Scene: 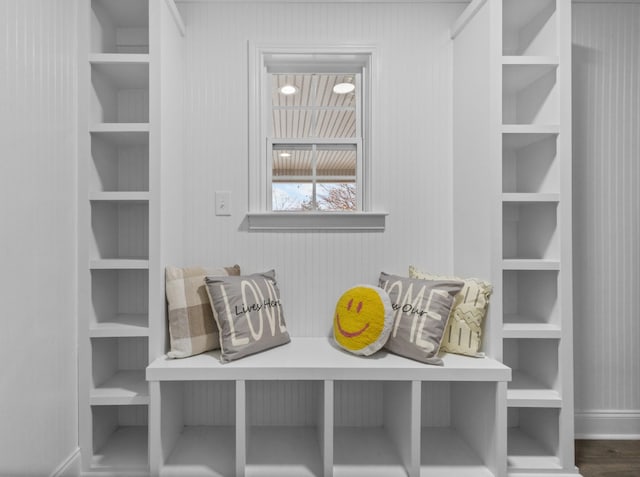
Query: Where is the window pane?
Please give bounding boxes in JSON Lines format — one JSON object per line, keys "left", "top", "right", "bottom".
{"left": 315, "top": 183, "right": 357, "bottom": 211}
{"left": 272, "top": 146, "right": 313, "bottom": 179}
{"left": 316, "top": 145, "right": 357, "bottom": 177}
{"left": 272, "top": 183, "right": 312, "bottom": 211}
{"left": 272, "top": 74, "right": 313, "bottom": 108}
{"left": 271, "top": 73, "right": 357, "bottom": 138}
{"left": 315, "top": 74, "right": 357, "bottom": 108}
{"left": 315, "top": 109, "right": 356, "bottom": 138}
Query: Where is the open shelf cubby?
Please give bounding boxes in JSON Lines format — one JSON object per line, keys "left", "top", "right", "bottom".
{"left": 91, "top": 0, "right": 149, "bottom": 54}
{"left": 502, "top": 0, "right": 557, "bottom": 56}
{"left": 90, "top": 130, "right": 149, "bottom": 192}
{"left": 333, "top": 380, "right": 409, "bottom": 477}
{"left": 247, "top": 380, "right": 325, "bottom": 477}
{"left": 502, "top": 63, "right": 558, "bottom": 126}
{"left": 502, "top": 132, "right": 558, "bottom": 194}
{"left": 503, "top": 339, "right": 560, "bottom": 407}
{"left": 502, "top": 269, "right": 560, "bottom": 338}
{"left": 90, "top": 268, "right": 148, "bottom": 336}
{"left": 507, "top": 407, "right": 561, "bottom": 471}
{"left": 90, "top": 200, "right": 149, "bottom": 261}
{"left": 420, "top": 382, "right": 498, "bottom": 477}
{"left": 91, "top": 337, "right": 149, "bottom": 405}
{"left": 159, "top": 381, "right": 236, "bottom": 477}
{"left": 91, "top": 60, "right": 149, "bottom": 124}
{"left": 503, "top": 201, "right": 558, "bottom": 261}
{"left": 91, "top": 404, "right": 148, "bottom": 472}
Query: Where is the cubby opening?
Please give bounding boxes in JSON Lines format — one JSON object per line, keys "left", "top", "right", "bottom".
{"left": 503, "top": 269, "right": 559, "bottom": 331}
{"left": 333, "top": 381, "right": 410, "bottom": 477}
{"left": 90, "top": 131, "right": 149, "bottom": 192}
{"left": 91, "top": 404, "right": 148, "bottom": 470}
{"left": 507, "top": 407, "right": 561, "bottom": 470}
{"left": 159, "top": 381, "right": 236, "bottom": 477}
{"left": 91, "top": 337, "right": 149, "bottom": 404}
{"left": 246, "top": 380, "right": 324, "bottom": 477}
{"left": 503, "top": 202, "right": 558, "bottom": 260}
{"left": 90, "top": 201, "right": 149, "bottom": 260}
{"left": 502, "top": 0, "right": 557, "bottom": 56}
{"left": 89, "top": 270, "right": 149, "bottom": 337}
{"left": 502, "top": 133, "right": 558, "bottom": 194}
{"left": 90, "top": 269, "right": 148, "bottom": 335}
{"left": 502, "top": 64, "right": 558, "bottom": 125}
{"left": 421, "top": 382, "right": 498, "bottom": 477}
{"left": 91, "top": 0, "right": 149, "bottom": 54}
{"left": 503, "top": 339, "right": 559, "bottom": 403}
{"left": 91, "top": 62, "right": 149, "bottom": 124}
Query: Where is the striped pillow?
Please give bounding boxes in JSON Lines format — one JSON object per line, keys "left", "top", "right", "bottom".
{"left": 165, "top": 265, "right": 240, "bottom": 358}
{"left": 409, "top": 266, "right": 492, "bottom": 358}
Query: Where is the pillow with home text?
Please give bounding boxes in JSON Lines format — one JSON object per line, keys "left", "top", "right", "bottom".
{"left": 204, "top": 270, "right": 290, "bottom": 363}
{"left": 378, "top": 272, "right": 463, "bottom": 366}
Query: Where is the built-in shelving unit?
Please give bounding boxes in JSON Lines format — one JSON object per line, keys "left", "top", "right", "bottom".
{"left": 500, "top": 1, "right": 575, "bottom": 474}
{"left": 79, "top": 0, "right": 151, "bottom": 473}
{"left": 80, "top": 0, "right": 186, "bottom": 474}
{"left": 76, "top": 1, "right": 579, "bottom": 476}
{"left": 452, "top": 0, "right": 578, "bottom": 475}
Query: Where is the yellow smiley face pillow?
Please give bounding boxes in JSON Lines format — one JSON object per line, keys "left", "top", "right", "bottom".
{"left": 333, "top": 285, "right": 393, "bottom": 356}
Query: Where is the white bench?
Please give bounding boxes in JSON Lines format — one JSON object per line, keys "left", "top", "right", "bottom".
{"left": 147, "top": 337, "right": 511, "bottom": 477}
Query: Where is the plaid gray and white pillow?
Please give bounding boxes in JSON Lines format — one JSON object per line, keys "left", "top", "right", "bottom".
{"left": 165, "top": 265, "right": 240, "bottom": 358}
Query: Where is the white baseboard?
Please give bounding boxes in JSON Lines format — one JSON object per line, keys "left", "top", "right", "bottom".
{"left": 50, "top": 448, "right": 81, "bottom": 477}
{"left": 575, "top": 410, "right": 640, "bottom": 439}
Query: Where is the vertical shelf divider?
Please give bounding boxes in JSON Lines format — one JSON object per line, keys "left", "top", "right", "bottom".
{"left": 321, "top": 380, "right": 334, "bottom": 477}
{"left": 236, "top": 380, "right": 247, "bottom": 477}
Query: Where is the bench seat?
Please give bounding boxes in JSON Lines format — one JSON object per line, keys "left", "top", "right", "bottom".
{"left": 147, "top": 337, "right": 511, "bottom": 382}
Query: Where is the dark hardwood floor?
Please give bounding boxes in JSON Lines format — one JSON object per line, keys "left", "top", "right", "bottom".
{"left": 575, "top": 440, "right": 640, "bottom": 477}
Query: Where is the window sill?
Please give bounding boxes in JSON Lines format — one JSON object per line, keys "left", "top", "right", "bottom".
{"left": 246, "top": 212, "right": 387, "bottom": 232}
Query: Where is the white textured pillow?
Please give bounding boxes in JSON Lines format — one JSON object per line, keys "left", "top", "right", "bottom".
{"left": 409, "top": 266, "right": 492, "bottom": 358}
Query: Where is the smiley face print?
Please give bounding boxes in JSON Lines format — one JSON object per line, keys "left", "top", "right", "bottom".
{"left": 333, "top": 285, "right": 393, "bottom": 356}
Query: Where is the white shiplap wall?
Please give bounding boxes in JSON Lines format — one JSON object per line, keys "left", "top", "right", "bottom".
{"left": 179, "top": 1, "right": 464, "bottom": 335}
{"left": 0, "top": 0, "right": 79, "bottom": 475}
{"left": 176, "top": 0, "right": 464, "bottom": 428}
{"left": 573, "top": 2, "right": 640, "bottom": 437}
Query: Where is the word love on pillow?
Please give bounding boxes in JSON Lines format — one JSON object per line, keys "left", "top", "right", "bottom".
{"left": 205, "top": 270, "right": 290, "bottom": 363}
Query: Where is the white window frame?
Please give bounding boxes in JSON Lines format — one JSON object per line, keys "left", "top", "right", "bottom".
{"left": 247, "top": 44, "right": 386, "bottom": 231}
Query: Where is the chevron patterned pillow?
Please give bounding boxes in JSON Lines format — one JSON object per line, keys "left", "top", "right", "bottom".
{"left": 409, "top": 266, "right": 492, "bottom": 358}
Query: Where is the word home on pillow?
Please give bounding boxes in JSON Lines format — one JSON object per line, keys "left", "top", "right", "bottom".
{"left": 379, "top": 272, "right": 463, "bottom": 366}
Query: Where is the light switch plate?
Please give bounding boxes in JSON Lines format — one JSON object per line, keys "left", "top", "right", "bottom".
{"left": 215, "top": 191, "right": 231, "bottom": 216}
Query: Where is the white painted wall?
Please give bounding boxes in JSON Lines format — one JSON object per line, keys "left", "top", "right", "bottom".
{"left": 178, "top": 1, "right": 464, "bottom": 338}
{"left": 572, "top": 2, "right": 640, "bottom": 438}
{"left": 0, "top": 0, "right": 79, "bottom": 475}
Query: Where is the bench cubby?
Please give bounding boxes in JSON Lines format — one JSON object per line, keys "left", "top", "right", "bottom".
{"left": 147, "top": 338, "right": 510, "bottom": 477}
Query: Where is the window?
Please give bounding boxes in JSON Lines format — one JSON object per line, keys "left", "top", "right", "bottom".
{"left": 248, "top": 46, "right": 385, "bottom": 231}
{"left": 270, "top": 73, "right": 360, "bottom": 212}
